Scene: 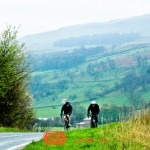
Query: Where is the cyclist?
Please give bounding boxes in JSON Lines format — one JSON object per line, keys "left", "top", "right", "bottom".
{"left": 87, "top": 101, "right": 100, "bottom": 126}
{"left": 60, "top": 101, "right": 72, "bottom": 126}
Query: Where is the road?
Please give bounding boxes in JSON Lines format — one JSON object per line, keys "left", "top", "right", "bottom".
{"left": 0, "top": 132, "right": 44, "bottom": 150}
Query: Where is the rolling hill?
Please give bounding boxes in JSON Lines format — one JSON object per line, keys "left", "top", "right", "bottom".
{"left": 19, "top": 14, "right": 150, "bottom": 118}
{"left": 20, "top": 14, "right": 150, "bottom": 53}
{"left": 31, "top": 43, "right": 150, "bottom": 117}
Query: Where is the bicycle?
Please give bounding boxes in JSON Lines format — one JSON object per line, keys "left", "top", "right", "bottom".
{"left": 89, "top": 114, "right": 98, "bottom": 128}
{"left": 61, "top": 114, "right": 70, "bottom": 131}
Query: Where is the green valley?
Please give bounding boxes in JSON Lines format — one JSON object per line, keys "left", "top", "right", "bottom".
{"left": 31, "top": 44, "right": 150, "bottom": 118}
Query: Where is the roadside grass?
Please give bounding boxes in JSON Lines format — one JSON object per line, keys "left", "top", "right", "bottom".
{"left": 24, "top": 109, "right": 150, "bottom": 150}
{"left": 0, "top": 127, "right": 30, "bottom": 132}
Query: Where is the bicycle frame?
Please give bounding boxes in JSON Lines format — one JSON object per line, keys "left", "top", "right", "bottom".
{"left": 89, "top": 114, "right": 98, "bottom": 128}
{"left": 64, "top": 114, "right": 70, "bottom": 130}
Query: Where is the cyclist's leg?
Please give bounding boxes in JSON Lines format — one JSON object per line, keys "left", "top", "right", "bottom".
{"left": 95, "top": 114, "right": 98, "bottom": 123}
{"left": 95, "top": 114, "right": 98, "bottom": 126}
{"left": 64, "top": 114, "right": 68, "bottom": 129}
{"left": 64, "top": 114, "right": 68, "bottom": 121}
{"left": 63, "top": 115, "right": 66, "bottom": 130}
{"left": 90, "top": 114, "right": 94, "bottom": 127}
{"left": 67, "top": 114, "right": 70, "bottom": 124}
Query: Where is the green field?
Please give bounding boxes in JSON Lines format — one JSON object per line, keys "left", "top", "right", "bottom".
{"left": 32, "top": 45, "right": 150, "bottom": 117}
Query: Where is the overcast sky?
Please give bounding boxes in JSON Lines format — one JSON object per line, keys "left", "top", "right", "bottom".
{"left": 0, "top": 0, "right": 150, "bottom": 37}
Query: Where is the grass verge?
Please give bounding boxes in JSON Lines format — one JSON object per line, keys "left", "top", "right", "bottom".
{"left": 24, "top": 109, "right": 150, "bottom": 150}
{"left": 0, "top": 127, "right": 31, "bottom": 132}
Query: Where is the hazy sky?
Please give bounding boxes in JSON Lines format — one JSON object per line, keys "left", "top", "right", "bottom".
{"left": 0, "top": 0, "right": 150, "bottom": 37}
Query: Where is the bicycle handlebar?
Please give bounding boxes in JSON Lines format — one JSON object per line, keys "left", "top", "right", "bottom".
{"left": 88, "top": 114, "right": 98, "bottom": 116}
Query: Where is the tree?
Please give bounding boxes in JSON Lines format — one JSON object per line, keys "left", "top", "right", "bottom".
{"left": 128, "top": 92, "right": 142, "bottom": 110}
{"left": 71, "top": 104, "right": 86, "bottom": 124}
{"left": 122, "top": 73, "right": 139, "bottom": 92}
{"left": 107, "top": 58, "right": 116, "bottom": 70}
{"left": 0, "top": 26, "right": 34, "bottom": 129}
{"left": 85, "top": 90, "right": 97, "bottom": 100}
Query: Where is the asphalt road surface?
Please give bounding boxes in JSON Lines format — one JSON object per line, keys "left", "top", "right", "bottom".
{"left": 0, "top": 132, "right": 44, "bottom": 150}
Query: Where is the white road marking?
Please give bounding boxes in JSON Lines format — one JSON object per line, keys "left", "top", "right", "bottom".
{"left": 6, "top": 142, "right": 30, "bottom": 150}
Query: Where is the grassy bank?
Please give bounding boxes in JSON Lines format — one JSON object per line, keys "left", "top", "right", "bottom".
{"left": 24, "top": 109, "right": 150, "bottom": 150}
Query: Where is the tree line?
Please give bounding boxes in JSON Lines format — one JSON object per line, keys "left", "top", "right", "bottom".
{"left": 33, "top": 104, "right": 135, "bottom": 131}
{"left": 31, "top": 46, "right": 106, "bottom": 71}
{"left": 53, "top": 33, "right": 139, "bottom": 47}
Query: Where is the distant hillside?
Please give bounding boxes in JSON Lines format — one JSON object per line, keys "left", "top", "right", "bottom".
{"left": 20, "top": 14, "right": 150, "bottom": 53}
{"left": 53, "top": 33, "right": 139, "bottom": 47}
{"left": 31, "top": 44, "right": 150, "bottom": 117}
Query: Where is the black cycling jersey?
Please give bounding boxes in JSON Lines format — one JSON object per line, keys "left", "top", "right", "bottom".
{"left": 87, "top": 104, "right": 100, "bottom": 115}
{"left": 61, "top": 104, "right": 72, "bottom": 115}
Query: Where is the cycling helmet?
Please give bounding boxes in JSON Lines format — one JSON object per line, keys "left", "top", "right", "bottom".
{"left": 91, "top": 101, "right": 96, "bottom": 104}
{"left": 65, "top": 101, "right": 70, "bottom": 105}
